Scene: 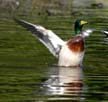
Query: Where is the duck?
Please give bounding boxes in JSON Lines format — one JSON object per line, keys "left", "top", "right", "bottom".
{"left": 15, "top": 19, "right": 93, "bottom": 67}
{"left": 101, "top": 30, "right": 108, "bottom": 38}
{"left": 101, "top": 30, "right": 108, "bottom": 42}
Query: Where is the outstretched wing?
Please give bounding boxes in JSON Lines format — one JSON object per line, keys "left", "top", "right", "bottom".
{"left": 15, "top": 19, "right": 65, "bottom": 58}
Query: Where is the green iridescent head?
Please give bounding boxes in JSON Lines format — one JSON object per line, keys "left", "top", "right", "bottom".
{"left": 74, "top": 19, "right": 88, "bottom": 34}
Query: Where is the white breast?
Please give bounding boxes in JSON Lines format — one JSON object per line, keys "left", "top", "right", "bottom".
{"left": 58, "top": 44, "right": 84, "bottom": 67}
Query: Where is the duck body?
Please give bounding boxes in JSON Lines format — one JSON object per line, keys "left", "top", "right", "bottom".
{"left": 58, "top": 35, "right": 85, "bottom": 67}
{"left": 15, "top": 19, "right": 93, "bottom": 67}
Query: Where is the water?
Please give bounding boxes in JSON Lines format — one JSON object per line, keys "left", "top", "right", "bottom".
{"left": 28, "top": 65, "right": 108, "bottom": 102}
{"left": 36, "top": 66, "right": 85, "bottom": 101}
{"left": 0, "top": 0, "right": 108, "bottom": 102}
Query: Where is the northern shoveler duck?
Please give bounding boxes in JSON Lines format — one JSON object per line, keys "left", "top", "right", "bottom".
{"left": 15, "top": 19, "right": 93, "bottom": 67}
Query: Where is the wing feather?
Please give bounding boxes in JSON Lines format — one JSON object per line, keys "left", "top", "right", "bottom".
{"left": 15, "top": 19, "right": 65, "bottom": 57}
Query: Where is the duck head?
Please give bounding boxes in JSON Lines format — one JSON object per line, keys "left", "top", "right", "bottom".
{"left": 74, "top": 19, "right": 88, "bottom": 34}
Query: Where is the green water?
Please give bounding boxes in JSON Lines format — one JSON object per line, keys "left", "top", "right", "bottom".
{"left": 0, "top": 2, "right": 108, "bottom": 102}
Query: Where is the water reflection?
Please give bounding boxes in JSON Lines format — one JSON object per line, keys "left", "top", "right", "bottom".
{"left": 38, "top": 66, "right": 86, "bottom": 101}
{"left": 103, "top": 38, "right": 108, "bottom": 44}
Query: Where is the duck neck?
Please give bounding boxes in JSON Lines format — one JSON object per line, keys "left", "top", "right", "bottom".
{"left": 75, "top": 26, "right": 82, "bottom": 35}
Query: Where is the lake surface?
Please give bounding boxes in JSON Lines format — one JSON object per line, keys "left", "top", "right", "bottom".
{"left": 0, "top": 1, "right": 108, "bottom": 102}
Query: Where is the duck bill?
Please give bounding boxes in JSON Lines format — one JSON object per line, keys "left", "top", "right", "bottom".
{"left": 81, "top": 21, "right": 88, "bottom": 26}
